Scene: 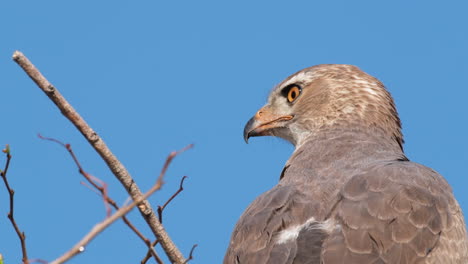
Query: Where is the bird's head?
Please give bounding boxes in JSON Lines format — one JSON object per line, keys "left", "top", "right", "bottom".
{"left": 244, "top": 64, "right": 403, "bottom": 148}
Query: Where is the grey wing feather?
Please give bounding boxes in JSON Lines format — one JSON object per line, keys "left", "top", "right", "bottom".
{"left": 322, "top": 161, "right": 468, "bottom": 264}
{"left": 224, "top": 184, "right": 325, "bottom": 264}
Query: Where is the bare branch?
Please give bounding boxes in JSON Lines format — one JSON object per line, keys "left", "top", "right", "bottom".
{"left": 158, "top": 176, "right": 188, "bottom": 223}
{"left": 38, "top": 135, "right": 163, "bottom": 263}
{"left": 50, "top": 146, "right": 190, "bottom": 264}
{"left": 12, "top": 51, "right": 189, "bottom": 263}
{"left": 1, "top": 145, "right": 29, "bottom": 264}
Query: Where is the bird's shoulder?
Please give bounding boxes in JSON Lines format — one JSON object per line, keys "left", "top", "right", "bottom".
{"left": 324, "top": 160, "right": 465, "bottom": 263}
{"left": 225, "top": 182, "right": 323, "bottom": 263}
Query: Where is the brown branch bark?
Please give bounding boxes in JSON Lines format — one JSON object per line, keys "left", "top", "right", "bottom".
{"left": 12, "top": 51, "right": 187, "bottom": 263}
{"left": 1, "top": 145, "right": 29, "bottom": 264}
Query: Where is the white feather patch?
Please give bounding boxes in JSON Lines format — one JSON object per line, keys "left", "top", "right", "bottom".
{"left": 276, "top": 218, "right": 336, "bottom": 244}
{"left": 276, "top": 224, "right": 304, "bottom": 244}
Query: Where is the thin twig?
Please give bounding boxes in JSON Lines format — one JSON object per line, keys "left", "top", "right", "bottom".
{"left": 141, "top": 240, "right": 163, "bottom": 264}
{"left": 158, "top": 176, "right": 188, "bottom": 223}
{"left": 183, "top": 244, "right": 198, "bottom": 264}
{"left": 50, "top": 146, "right": 191, "bottom": 264}
{"left": 38, "top": 135, "right": 161, "bottom": 262}
{"left": 13, "top": 50, "right": 188, "bottom": 264}
{"left": 1, "top": 145, "right": 29, "bottom": 264}
{"left": 38, "top": 134, "right": 112, "bottom": 216}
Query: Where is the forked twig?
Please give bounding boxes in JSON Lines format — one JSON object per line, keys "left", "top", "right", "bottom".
{"left": 38, "top": 134, "right": 112, "bottom": 216}
{"left": 0, "top": 145, "right": 29, "bottom": 264}
{"left": 158, "top": 176, "right": 188, "bottom": 223}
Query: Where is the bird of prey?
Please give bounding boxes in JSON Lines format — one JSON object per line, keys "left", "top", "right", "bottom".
{"left": 224, "top": 65, "right": 468, "bottom": 264}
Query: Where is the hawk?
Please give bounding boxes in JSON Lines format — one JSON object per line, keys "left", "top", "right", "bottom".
{"left": 224, "top": 65, "right": 468, "bottom": 263}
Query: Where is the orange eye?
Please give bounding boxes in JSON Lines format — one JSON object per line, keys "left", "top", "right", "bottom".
{"left": 287, "top": 86, "right": 301, "bottom": 103}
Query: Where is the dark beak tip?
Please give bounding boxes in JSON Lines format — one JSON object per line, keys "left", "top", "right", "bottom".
{"left": 244, "top": 134, "right": 250, "bottom": 144}
{"left": 243, "top": 117, "right": 256, "bottom": 144}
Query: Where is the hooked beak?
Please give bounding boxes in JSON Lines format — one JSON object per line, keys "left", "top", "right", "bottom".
{"left": 243, "top": 106, "right": 294, "bottom": 143}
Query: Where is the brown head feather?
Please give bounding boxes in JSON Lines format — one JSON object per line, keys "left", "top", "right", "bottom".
{"left": 267, "top": 64, "right": 403, "bottom": 149}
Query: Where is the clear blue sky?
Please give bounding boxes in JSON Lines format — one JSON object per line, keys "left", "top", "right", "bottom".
{"left": 1, "top": 1, "right": 467, "bottom": 263}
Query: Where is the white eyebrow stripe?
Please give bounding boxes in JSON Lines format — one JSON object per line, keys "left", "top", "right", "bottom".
{"left": 282, "top": 71, "right": 315, "bottom": 88}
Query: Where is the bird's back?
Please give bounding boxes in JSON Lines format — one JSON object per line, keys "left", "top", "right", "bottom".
{"left": 225, "top": 129, "right": 468, "bottom": 264}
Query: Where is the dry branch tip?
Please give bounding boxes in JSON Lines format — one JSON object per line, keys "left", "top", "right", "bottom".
{"left": 12, "top": 50, "right": 23, "bottom": 61}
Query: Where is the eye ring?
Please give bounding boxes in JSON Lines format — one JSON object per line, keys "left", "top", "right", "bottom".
{"left": 286, "top": 85, "right": 301, "bottom": 103}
